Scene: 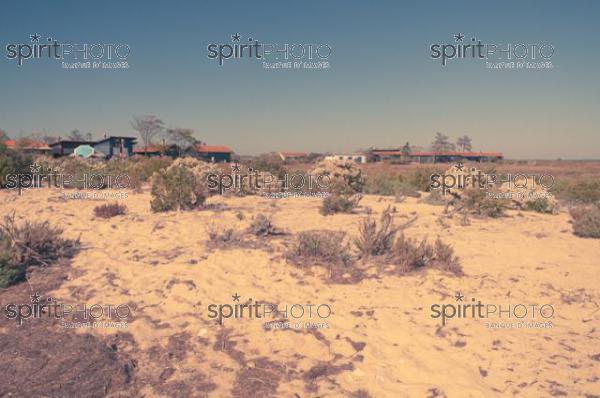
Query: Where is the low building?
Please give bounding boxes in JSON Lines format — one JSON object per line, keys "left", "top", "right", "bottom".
{"left": 188, "top": 145, "right": 233, "bottom": 163}
{"left": 93, "top": 136, "right": 137, "bottom": 158}
{"left": 49, "top": 136, "right": 137, "bottom": 158}
{"left": 371, "top": 149, "right": 503, "bottom": 163}
{"left": 133, "top": 144, "right": 179, "bottom": 158}
{"left": 324, "top": 154, "right": 368, "bottom": 164}
{"left": 2, "top": 139, "right": 51, "bottom": 154}
{"left": 49, "top": 140, "right": 93, "bottom": 157}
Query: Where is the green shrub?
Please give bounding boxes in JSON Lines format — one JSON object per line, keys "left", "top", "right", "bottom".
{"left": 150, "top": 162, "right": 206, "bottom": 212}
{"left": 0, "top": 145, "right": 32, "bottom": 188}
{"left": 525, "top": 197, "right": 552, "bottom": 213}
{"left": 570, "top": 204, "right": 600, "bottom": 238}
{"left": 462, "top": 189, "right": 507, "bottom": 218}
{"left": 364, "top": 173, "right": 403, "bottom": 196}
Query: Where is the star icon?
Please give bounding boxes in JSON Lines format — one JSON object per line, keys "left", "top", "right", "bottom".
{"left": 231, "top": 33, "right": 241, "bottom": 42}
{"left": 454, "top": 33, "right": 465, "bottom": 42}
{"left": 231, "top": 162, "right": 241, "bottom": 172}
{"left": 30, "top": 163, "right": 41, "bottom": 173}
{"left": 30, "top": 292, "right": 41, "bottom": 303}
{"left": 30, "top": 33, "right": 41, "bottom": 42}
{"left": 454, "top": 292, "right": 464, "bottom": 302}
{"left": 232, "top": 293, "right": 241, "bottom": 302}
{"left": 455, "top": 162, "right": 464, "bottom": 171}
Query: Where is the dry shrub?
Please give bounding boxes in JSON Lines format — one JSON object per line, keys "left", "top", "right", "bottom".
{"left": 570, "top": 204, "right": 600, "bottom": 238}
{"left": 354, "top": 207, "right": 415, "bottom": 258}
{"left": 553, "top": 179, "right": 600, "bottom": 205}
{"left": 93, "top": 202, "right": 127, "bottom": 218}
{"left": 311, "top": 160, "right": 365, "bottom": 195}
{"left": 391, "top": 234, "right": 462, "bottom": 275}
{"left": 460, "top": 189, "right": 507, "bottom": 218}
{"left": 205, "top": 223, "right": 242, "bottom": 243}
{"left": 150, "top": 158, "right": 208, "bottom": 212}
{"left": 0, "top": 214, "right": 80, "bottom": 288}
{"left": 418, "top": 189, "right": 447, "bottom": 206}
{"left": 286, "top": 230, "right": 357, "bottom": 281}
{"left": 525, "top": 197, "right": 553, "bottom": 213}
{"left": 248, "top": 214, "right": 282, "bottom": 236}
{"left": 320, "top": 194, "right": 362, "bottom": 215}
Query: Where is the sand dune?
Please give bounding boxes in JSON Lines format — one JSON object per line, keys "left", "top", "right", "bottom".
{"left": 1, "top": 188, "right": 599, "bottom": 397}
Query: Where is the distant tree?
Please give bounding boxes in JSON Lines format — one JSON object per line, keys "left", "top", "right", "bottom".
{"left": 0, "top": 129, "right": 9, "bottom": 142}
{"left": 68, "top": 129, "right": 93, "bottom": 141}
{"left": 456, "top": 135, "right": 473, "bottom": 152}
{"left": 431, "top": 132, "right": 455, "bottom": 152}
{"left": 165, "top": 127, "right": 200, "bottom": 156}
{"left": 131, "top": 115, "right": 164, "bottom": 151}
{"left": 401, "top": 142, "right": 411, "bottom": 162}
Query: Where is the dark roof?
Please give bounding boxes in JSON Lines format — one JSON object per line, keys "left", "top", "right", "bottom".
{"left": 49, "top": 136, "right": 137, "bottom": 146}
{"left": 95, "top": 136, "right": 137, "bottom": 144}
{"left": 49, "top": 140, "right": 93, "bottom": 146}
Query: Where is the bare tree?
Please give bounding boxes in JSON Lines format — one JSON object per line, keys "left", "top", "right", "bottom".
{"left": 401, "top": 141, "right": 411, "bottom": 162}
{"left": 130, "top": 115, "right": 164, "bottom": 151}
{"left": 431, "top": 132, "right": 455, "bottom": 152}
{"left": 165, "top": 127, "right": 200, "bottom": 156}
{"left": 68, "top": 129, "right": 93, "bottom": 141}
{"left": 456, "top": 135, "right": 472, "bottom": 152}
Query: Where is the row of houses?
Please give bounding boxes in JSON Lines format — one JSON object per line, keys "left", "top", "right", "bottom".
{"left": 2, "top": 136, "right": 234, "bottom": 163}
{"left": 2, "top": 137, "right": 503, "bottom": 164}
{"left": 370, "top": 149, "right": 504, "bottom": 163}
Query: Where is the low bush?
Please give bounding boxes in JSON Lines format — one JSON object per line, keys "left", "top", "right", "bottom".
{"left": 150, "top": 160, "right": 206, "bottom": 212}
{"left": 391, "top": 234, "right": 462, "bottom": 275}
{"left": 0, "top": 145, "right": 32, "bottom": 188}
{"left": 553, "top": 180, "right": 600, "bottom": 205}
{"left": 93, "top": 202, "right": 127, "bottom": 219}
{"left": 205, "top": 223, "right": 242, "bottom": 243}
{"left": 418, "top": 189, "right": 447, "bottom": 206}
{"left": 0, "top": 215, "right": 80, "bottom": 288}
{"left": 525, "top": 197, "right": 553, "bottom": 213}
{"left": 461, "top": 189, "right": 507, "bottom": 218}
{"left": 354, "top": 207, "right": 415, "bottom": 258}
{"left": 248, "top": 214, "right": 282, "bottom": 236}
{"left": 286, "top": 230, "right": 356, "bottom": 281}
{"left": 570, "top": 204, "right": 600, "bottom": 238}
{"left": 320, "top": 194, "right": 362, "bottom": 215}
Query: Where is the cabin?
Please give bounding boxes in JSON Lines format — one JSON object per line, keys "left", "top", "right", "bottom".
{"left": 49, "top": 136, "right": 137, "bottom": 159}
{"left": 2, "top": 139, "right": 51, "bottom": 154}
{"left": 50, "top": 140, "right": 94, "bottom": 157}
{"left": 187, "top": 145, "right": 233, "bottom": 163}
{"left": 93, "top": 136, "right": 137, "bottom": 158}
{"left": 133, "top": 144, "right": 179, "bottom": 158}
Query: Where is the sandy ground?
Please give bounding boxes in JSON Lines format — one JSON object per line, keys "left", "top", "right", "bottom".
{"left": 1, "top": 188, "right": 599, "bottom": 398}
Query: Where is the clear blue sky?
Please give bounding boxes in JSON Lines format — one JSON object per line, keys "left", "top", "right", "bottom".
{"left": 1, "top": 0, "right": 599, "bottom": 158}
